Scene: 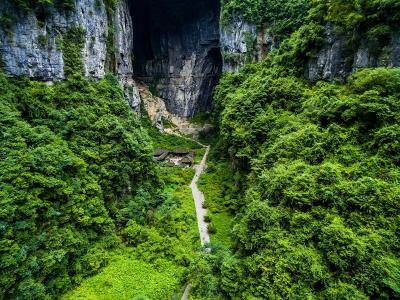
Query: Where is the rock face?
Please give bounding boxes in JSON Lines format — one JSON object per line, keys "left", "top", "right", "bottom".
{"left": 0, "top": 0, "right": 141, "bottom": 110}
{"left": 307, "top": 23, "right": 400, "bottom": 82}
{"left": 0, "top": 0, "right": 107, "bottom": 79}
{"left": 114, "top": 0, "right": 141, "bottom": 111}
{"left": 2, "top": 2, "right": 400, "bottom": 117}
{"left": 130, "top": 0, "right": 222, "bottom": 117}
{"left": 220, "top": 13, "right": 278, "bottom": 72}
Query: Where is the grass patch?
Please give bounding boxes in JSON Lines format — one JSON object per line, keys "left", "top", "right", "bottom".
{"left": 160, "top": 166, "right": 199, "bottom": 246}
{"left": 143, "top": 113, "right": 206, "bottom": 164}
{"left": 62, "top": 247, "right": 184, "bottom": 300}
{"left": 143, "top": 114, "right": 204, "bottom": 150}
{"left": 64, "top": 163, "right": 198, "bottom": 299}
{"left": 187, "top": 112, "right": 211, "bottom": 125}
{"left": 198, "top": 160, "right": 239, "bottom": 248}
{"left": 209, "top": 212, "right": 233, "bottom": 247}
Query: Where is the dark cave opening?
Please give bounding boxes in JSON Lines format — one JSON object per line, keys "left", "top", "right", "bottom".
{"left": 128, "top": 0, "right": 222, "bottom": 117}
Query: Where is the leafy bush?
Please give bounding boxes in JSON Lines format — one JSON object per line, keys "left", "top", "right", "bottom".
{"left": 207, "top": 223, "right": 217, "bottom": 234}
{"left": 12, "top": 0, "right": 74, "bottom": 11}
{"left": 221, "top": 0, "right": 310, "bottom": 37}
{"left": 0, "top": 73, "right": 159, "bottom": 298}
{"left": 192, "top": 66, "right": 400, "bottom": 299}
{"left": 204, "top": 214, "right": 212, "bottom": 223}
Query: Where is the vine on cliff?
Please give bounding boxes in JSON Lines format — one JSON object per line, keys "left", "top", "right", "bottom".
{"left": 58, "top": 26, "right": 85, "bottom": 77}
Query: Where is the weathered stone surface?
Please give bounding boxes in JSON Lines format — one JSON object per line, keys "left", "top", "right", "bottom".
{"left": 0, "top": 0, "right": 108, "bottom": 80}
{"left": 0, "top": 0, "right": 141, "bottom": 110}
{"left": 130, "top": 0, "right": 222, "bottom": 117}
{"left": 307, "top": 22, "right": 400, "bottom": 82}
{"left": 115, "top": 0, "right": 133, "bottom": 78}
{"left": 306, "top": 23, "right": 351, "bottom": 82}
{"left": 220, "top": 13, "right": 278, "bottom": 72}
{"left": 115, "top": 0, "right": 141, "bottom": 112}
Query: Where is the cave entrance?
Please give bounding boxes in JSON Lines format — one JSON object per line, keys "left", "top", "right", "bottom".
{"left": 129, "top": 0, "right": 222, "bottom": 117}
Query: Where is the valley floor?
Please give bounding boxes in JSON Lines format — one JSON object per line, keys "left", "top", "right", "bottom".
{"left": 62, "top": 248, "right": 185, "bottom": 300}
{"left": 62, "top": 130, "right": 234, "bottom": 299}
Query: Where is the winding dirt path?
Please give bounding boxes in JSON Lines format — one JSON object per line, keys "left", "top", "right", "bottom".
{"left": 181, "top": 146, "right": 210, "bottom": 300}
{"left": 190, "top": 145, "right": 211, "bottom": 246}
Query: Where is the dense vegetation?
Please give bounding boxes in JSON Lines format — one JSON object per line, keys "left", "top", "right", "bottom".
{"left": 12, "top": 0, "right": 75, "bottom": 11}
{"left": 0, "top": 73, "right": 163, "bottom": 299}
{"left": 189, "top": 0, "right": 400, "bottom": 299}
{"left": 64, "top": 166, "right": 200, "bottom": 299}
{"left": 193, "top": 65, "right": 400, "bottom": 299}
{"left": 2, "top": 0, "right": 400, "bottom": 299}
{"left": 221, "top": 0, "right": 310, "bottom": 37}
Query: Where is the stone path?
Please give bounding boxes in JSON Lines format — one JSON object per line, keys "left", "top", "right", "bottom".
{"left": 190, "top": 145, "right": 211, "bottom": 246}
{"left": 181, "top": 145, "right": 210, "bottom": 300}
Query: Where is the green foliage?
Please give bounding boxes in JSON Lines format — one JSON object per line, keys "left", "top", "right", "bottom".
{"left": 221, "top": 0, "right": 310, "bottom": 37}
{"left": 195, "top": 66, "right": 400, "bottom": 298}
{"left": 207, "top": 223, "right": 217, "bottom": 234}
{"left": 102, "top": 0, "right": 118, "bottom": 73}
{"left": 12, "top": 0, "right": 74, "bottom": 11}
{"left": 323, "top": 0, "right": 400, "bottom": 34}
{"left": 222, "top": 0, "right": 400, "bottom": 76}
{"left": 106, "top": 23, "right": 116, "bottom": 74}
{"left": 59, "top": 26, "right": 85, "bottom": 77}
{"left": 0, "top": 73, "right": 159, "bottom": 299}
{"left": 197, "top": 150, "right": 239, "bottom": 248}
{"left": 142, "top": 113, "right": 205, "bottom": 163}
{"left": 0, "top": 14, "right": 15, "bottom": 36}
{"left": 223, "top": 52, "right": 242, "bottom": 65}
{"left": 62, "top": 248, "right": 185, "bottom": 300}
{"left": 65, "top": 165, "right": 199, "bottom": 299}
{"left": 37, "top": 34, "right": 49, "bottom": 48}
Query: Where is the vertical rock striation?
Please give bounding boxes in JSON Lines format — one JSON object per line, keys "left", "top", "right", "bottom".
{"left": 0, "top": 0, "right": 108, "bottom": 79}
{"left": 0, "top": 0, "right": 141, "bottom": 110}
{"left": 307, "top": 23, "right": 400, "bottom": 82}
{"left": 220, "top": 13, "right": 278, "bottom": 72}
{"left": 130, "top": 0, "right": 222, "bottom": 117}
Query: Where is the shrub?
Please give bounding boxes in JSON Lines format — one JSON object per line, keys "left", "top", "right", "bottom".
{"left": 207, "top": 223, "right": 217, "bottom": 234}
{"left": 204, "top": 214, "right": 212, "bottom": 223}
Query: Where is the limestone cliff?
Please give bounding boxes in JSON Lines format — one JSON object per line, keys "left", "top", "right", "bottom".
{"left": 220, "top": 13, "right": 277, "bottom": 72}
{"left": 307, "top": 22, "right": 400, "bottom": 82}
{"left": 0, "top": 0, "right": 140, "bottom": 110}
{"left": 130, "top": 0, "right": 222, "bottom": 117}
{"left": 3, "top": 1, "right": 398, "bottom": 118}
{"left": 220, "top": 14, "right": 400, "bottom": 82}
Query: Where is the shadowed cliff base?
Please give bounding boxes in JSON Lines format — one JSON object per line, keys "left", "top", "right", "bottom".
{"left": 129, "top": 0, "right": 222, "bottom": 117}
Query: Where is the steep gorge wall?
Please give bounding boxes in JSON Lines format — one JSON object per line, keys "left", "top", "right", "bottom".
{"left": 220, "top": 13, "right": 400, "bottom": 81}
{"left": 3, "top": 1, "right": 397, "bottom": 118}
{"left": 130, "top": 0, "right": 222, "bottom": 117}
{"left": 0, "top": 0, "right": 140, "bottom": 109}
{"left": 220, "top": 14, "right": 277, "bottom": 73}
{"left": 307, "top": 22, "right": 400, "bottom": 82}
{"left": 0, "top": 0, "right": 223, "bottom": 117}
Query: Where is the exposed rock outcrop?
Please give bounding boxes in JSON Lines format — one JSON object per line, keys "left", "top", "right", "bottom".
{"left": 307, "top": 23, "right": 400, "bottom": 82}
{"left": 220, "top": 13, "right": 278, "bottom": 72}
{"left": 0, "top": 0, "right": 141, "bottom": 110}
{"left": 114, "top": 0, "right": 141, "bottom": 111}
{"left": 130, "top": 0, "right": 222, "bottom": 117}
{"left": 138, "top": 81, "right": 213, "bottom": 138}
{"left": 220, "top": 15, "right": 400, "bottom": 82}
{"left": 0, "top": 0, "right": 108, "bottom": 79}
